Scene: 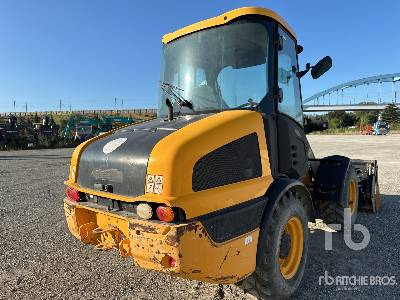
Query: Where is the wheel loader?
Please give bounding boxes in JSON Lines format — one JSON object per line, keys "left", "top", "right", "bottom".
{"left": 64, "top": 7, "right": 380, "bottom": 298}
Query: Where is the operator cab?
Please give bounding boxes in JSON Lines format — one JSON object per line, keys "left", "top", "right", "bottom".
{"left": 159, "top": 8, "right": 332, "bottom": 179}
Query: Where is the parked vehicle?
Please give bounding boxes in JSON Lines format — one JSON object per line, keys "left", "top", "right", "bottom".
{"left": 63, "top": 7, "right": 380, "bottom": 299}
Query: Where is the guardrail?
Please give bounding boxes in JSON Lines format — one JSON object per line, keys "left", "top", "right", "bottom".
{"left": 0, "top": 109, "right": 158, "bottom": 117}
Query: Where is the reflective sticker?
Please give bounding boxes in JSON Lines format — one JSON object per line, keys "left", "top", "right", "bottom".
{"left": 71, "top": 165, "right": 76, "bottom": 179}
{"left": 245, "top": 235, "right": 252, "bottom": 245}
{"left": 102, "top": 138, "right": 127, "bottom": 154}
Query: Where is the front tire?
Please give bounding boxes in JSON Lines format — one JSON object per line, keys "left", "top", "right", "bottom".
{"left": 239, "top": 190, "right": 309, "bottom": 299}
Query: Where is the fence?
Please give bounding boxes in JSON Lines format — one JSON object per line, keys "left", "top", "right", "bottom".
{"left": 0, "top": 109, "right": 158, "bottom": 117}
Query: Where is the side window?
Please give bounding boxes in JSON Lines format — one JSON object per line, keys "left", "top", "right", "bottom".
{"left": 277, "top": 27, "right": 303, "bottom": 125}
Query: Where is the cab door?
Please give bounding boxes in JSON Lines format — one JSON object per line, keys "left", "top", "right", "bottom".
{"left": 276, "top": 26, "right": 310, "bottom": 179}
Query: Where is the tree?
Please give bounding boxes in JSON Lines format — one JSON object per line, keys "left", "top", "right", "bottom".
{"left": 354, "top": 111, "right": 379, "bottom": 126}
{"left": 329, "top": 118, "right": 342, "bottom": 129}
{"left": 381, "top": 104, "right": 400, "bottom": 125}
{"left": 326, "top": 111, "right": 357, "bottom": 127}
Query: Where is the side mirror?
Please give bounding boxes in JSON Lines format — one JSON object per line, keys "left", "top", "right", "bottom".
{"left": 311, "top": 56, "right": 332, "bottom": 79}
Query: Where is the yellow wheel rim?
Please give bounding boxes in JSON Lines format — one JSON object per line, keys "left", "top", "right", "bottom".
{"left": 348, "top": 179, "right": 357, "bottom": 214}
{"left": 279, "top": 216, "right": 304, "bottom": 280}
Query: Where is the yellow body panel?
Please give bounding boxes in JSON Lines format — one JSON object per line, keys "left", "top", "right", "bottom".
{"left": 146, "top": 110, "right": 272, "bottom": 218}
{"left": 64, "top": 198, "right": 259, "bottom": 284}
{"left": 162, "top": 6, "right": 296, "bottom": 44}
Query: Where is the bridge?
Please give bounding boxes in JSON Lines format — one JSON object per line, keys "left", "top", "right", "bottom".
{"left": 303, "top": 73, "right": 400, "bottom": 112}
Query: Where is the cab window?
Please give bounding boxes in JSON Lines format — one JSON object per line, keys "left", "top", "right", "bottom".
{"left": 277, "top": 27, "right": 303, "bottom": 125}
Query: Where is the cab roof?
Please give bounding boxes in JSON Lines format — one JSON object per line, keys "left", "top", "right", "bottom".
{"left": 162, "top": 7, "right": 296, "bottom": 44}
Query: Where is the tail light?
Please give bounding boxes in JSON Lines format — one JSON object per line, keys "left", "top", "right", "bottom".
{"left": 168, "top": 256, "right": 176, "bottom": 268}
{"left": 161, "top": 255, "right": 177, "bottom": 268}
{"left": 66, "top": 187, "right": 81, "bottom": 202}
{"left": 156, "top": 206, "right": 175, "bottom": 222}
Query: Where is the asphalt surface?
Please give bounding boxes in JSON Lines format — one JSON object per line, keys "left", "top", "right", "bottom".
{"left": 0, "top": 135, "right": 399, "bottom": 299}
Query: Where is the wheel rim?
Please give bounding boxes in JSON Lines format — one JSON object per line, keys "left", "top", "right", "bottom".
{"left": 279, "top": 216, "right": 304, "bottom": 280}
{"left": 348, "top": 179, "right": 357, "bottom": 214}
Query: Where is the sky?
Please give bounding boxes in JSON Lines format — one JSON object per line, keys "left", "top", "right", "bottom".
{"left": 0, "top": 0, "right": 399, "bottom": 112}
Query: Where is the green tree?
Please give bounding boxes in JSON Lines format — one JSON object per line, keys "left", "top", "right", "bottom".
{"left": 326, "top": 111, "right": 356, "bottom": 127}
{"left": 329, "top": 118, "right": 342, "bottom": 129}
{"left": 381, "top": 104, "right": 400, "bottom": 124}
{"left": 354, "top": 111, "right": 379, "bottom": 126}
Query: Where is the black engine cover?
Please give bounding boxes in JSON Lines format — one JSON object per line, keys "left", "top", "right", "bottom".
{"left": 77, "top": 115, "right": 207, "bottom": 197}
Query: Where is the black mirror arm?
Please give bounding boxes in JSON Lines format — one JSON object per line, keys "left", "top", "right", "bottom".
{"left": 296, "top": 63, "right": 311, "bottom": 78}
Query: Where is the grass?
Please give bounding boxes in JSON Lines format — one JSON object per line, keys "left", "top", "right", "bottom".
{"left": 310, "top": 126, "right": 400, "bottom": 135}
{"left": 310, "top": 128, "right": 359, "bottom": 135}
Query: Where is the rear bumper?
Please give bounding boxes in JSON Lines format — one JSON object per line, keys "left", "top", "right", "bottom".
{"left": 64, "top": 198, "right": 259, "bottom": 284}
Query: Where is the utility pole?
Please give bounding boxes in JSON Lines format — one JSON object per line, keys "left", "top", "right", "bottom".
{"left": 121, "top": 98, "right": 124, "bottom": 108}
{"left": 114, "top": 97, "right": 117, "bottom": 109}
{"left": 13, "top": 100, "right": 16, "bottom": 111}
{"left": 59, "top": 99, "right": 62, "bottom": 111}
{"left": 69, "top": 104, "right": 72, "bottom": 112}
{"left": 25, "top": 103, "right": 27, "bottom": 113}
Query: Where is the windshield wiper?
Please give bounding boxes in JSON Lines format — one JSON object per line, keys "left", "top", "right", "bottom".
{"left": 160, "top": 81, "right": 194, "bottom": 110}
{"left": 236, "top": 98, "right": 259, "bottom": 109}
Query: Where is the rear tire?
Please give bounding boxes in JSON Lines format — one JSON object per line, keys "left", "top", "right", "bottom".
{"left": 238, "top": 190, "right": 309, "bottom": 299}
{"left": 319, "top": 165, "right": 359, "bottom": 226}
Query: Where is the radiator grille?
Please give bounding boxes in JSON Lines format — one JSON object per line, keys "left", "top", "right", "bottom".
{"left": 192, "top": 133, "right": 262, "bottom": 191}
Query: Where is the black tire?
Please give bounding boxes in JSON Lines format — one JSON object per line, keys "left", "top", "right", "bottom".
{"left": 319, "top": 165, "right": 359, "bottom": 226}
{"left": 238, "top": 190, "right": 309, "bottom": 299}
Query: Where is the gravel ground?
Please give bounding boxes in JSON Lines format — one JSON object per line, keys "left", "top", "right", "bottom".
{"left": 0, "top": 135, "right": 399, "bottom": 299}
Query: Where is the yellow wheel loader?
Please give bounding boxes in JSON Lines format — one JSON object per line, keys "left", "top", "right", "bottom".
{"left": 64, "top": 7, "right": 380, "bottom": 298}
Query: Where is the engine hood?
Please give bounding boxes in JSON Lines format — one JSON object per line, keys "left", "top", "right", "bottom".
{"left": 77, "top": 114, "right": 208, "bottom": 197}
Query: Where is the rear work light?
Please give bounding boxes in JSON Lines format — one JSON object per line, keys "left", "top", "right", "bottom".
{"left": 66, "top": 187, "right": 81, "bottom": 202}
{"left": 156, "top": 206, "right": 175, "bottom": 222}
{"left": 136, "top": 203, "right": 153, "bottom": 220}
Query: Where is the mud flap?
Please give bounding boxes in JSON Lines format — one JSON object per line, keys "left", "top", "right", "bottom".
{"left": 313, "top": 155, "right": 351, "bottom": 204}
{"left": 312, "top": 157, "right": 380, "bottom": 213}
{"left": 351, "top": 159, "right": 380, "bottom": 212}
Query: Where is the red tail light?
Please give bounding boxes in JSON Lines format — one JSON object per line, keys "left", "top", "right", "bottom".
{"left": 66, "top": 187, "right": 81, "bottom": 202}
{"left": 168, "top": 256, "right": 176, "bottom": 268}
{"left": 161, "top": 255, "right": 177, "bottom": 268}
{"left": 156, "top": 206, "right": 174, "bottom": 222}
